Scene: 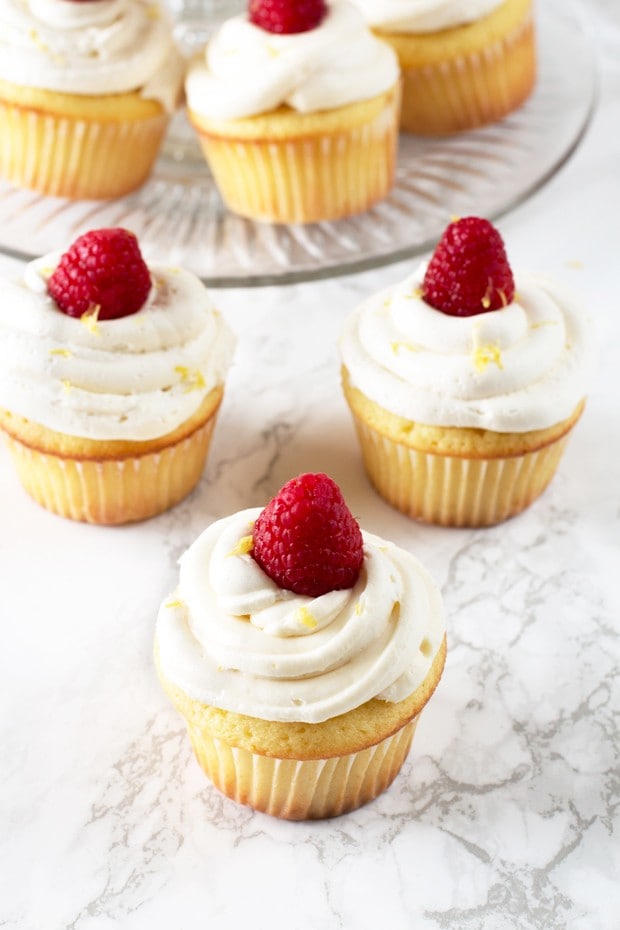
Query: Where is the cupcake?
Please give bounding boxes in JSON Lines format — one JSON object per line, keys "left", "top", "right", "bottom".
{"left": 185, "top": 0, "right": 400, "bottom": 223}
{"left": 350, "top": 0, "right": 536, "bottom": 134}
{"left": 0, "top": 0, "right": 185, "bottom": 199}
{"left": 0, "top": 227, "right": 235, "bottom": 524}
{"left": 340, "top": 217, "right": 594, "bottom": 527}
{"left": 155, "top": 472, "right": 446, "bottom": 820}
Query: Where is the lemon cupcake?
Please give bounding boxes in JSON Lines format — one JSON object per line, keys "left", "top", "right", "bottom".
{"left": 0, "top": 0, "right": 185, "bottom": 199}
{"left": 351, "top": 0, "right": 536, "bottom": 134}
{"left": 185, "top": 0, "right": 400, "bottom": 223}
{"left": 0, "top": 228, "right": 235, "bottom": 524}
{"left": 155, "top": 473, "right": 446, "bottom": 820}
{"left": 340, "top": 217, "right": 594, "bottom": 527}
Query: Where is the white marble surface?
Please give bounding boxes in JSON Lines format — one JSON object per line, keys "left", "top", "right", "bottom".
{"left": 1, "top": 5, "right": 619, "bottom": 929}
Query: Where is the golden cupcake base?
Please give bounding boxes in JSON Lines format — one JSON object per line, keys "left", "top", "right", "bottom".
{"left": 0, "top": 80, "right": 169, "bottom": 199}
{"left": 0, "top": 387, "right": 223, "bottom": 525}
{"left": 155, "top": 636, "right": 446, "bottom": 820}
{"left": 377, "top": 0, "right": 536, "bottom": 135}
{"left": 342, "top": 369, "right": 585, "bottom": 527}
{"left": 188, "top": 85, "right": 401, "bottom": 224}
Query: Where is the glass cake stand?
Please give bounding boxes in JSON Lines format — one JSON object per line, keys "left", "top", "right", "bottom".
{"left": 0, "top": 0, "right": 597, "bottom": 287}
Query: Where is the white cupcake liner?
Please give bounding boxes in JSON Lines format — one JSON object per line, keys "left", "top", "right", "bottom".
{"left": 0, "top": 100, "right": 168, "bottom": 198}
{"left": 4, "top": 412, "right": 218, "bottom": 524}
{"left": 187, "top": 715, "right": 419, "bottom": 820}
{"left": 352, "top": 416, "right": 572, "bottom": 527}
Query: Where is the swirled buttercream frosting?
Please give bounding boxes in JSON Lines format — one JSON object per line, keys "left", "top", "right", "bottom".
{"left": 349, "top": 0, "right": 504, "bottom": 33}
{"left": 156, "top": 509, "right": 445, "bottom": 723}
{"left": 185, "top": 0, "right": 399, "bottom": 121}
{"left": 0, "top": 0, "right": 184, "bottom": 111}
{"left": 0, "top": 254, "right": 235, "bottom": 441}
{"left": 340, "top": 263, "right": 594, "bottom": 432}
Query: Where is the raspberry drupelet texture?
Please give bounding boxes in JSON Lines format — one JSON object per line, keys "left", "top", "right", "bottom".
{"left": 249, "top": 0, "right": 327, "bottom": 34}
{"left": 422, "top": 216, "right": 515, "bottom": 317}
{"left": 252, "top": 473, "right": 364, "bottom": 598}
{"left": 48, "top": 228, "right": 152, "bottom": 321}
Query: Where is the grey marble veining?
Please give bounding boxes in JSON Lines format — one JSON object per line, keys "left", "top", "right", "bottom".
{"left": 2, "top": 5, "right": 620, "bottom": 928}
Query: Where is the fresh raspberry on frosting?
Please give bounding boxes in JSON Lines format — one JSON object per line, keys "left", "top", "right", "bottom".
{"left": 252, "top": 472, "right": 364, "bottom": 597}
{"left": 248, "top": 0, "right": 327, "bottom": 34}
{"left": 48, "top": 228, "right": 151, "bottom": 321}
{"left": 422, "top": 217, "right": 515, "bottom": 317}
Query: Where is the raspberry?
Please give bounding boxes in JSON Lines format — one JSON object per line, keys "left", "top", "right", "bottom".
{"left": 252, "top": 473, "right": 364, "bottom": 597}
{"left": 48, "top": 228, "right": 151, "bottom": 321}
{"left": 249, "top": 0, "right": 327, "bottom": 34}
{"left": 422, "top": 217, "right": 515, "bottom": 317}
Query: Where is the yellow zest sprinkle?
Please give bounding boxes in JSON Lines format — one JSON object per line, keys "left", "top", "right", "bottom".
{"left": 80, "top": 304, "right": 100, "bottom": 335}
{"left": 227, "top": 535, "right": 254, "bottom": 558}
{"left": 165, "top": 599, "right": 184, "bottom": 610}
{"left": 49, "top": 347, "right": 73, "bottom": 358}
{"left": 29, "top": 29, "right": 48, "bottom": 52}
{"left": 355, "top": 600, "right": 363, "bottom": 616}
{"left": 296, "top": 607, "right": 317, "bottom": 630}
{"left": 391, "top": 341, "right": 420, "bottom": 354}
{"left": 450, "top": 214, "right": 461, "bottom": 224}
{"left": 175, "top": 365, "right": 206, "bottom": 393}
{"left": 266, "top": 44, "right": 281, "bottom": 58}
{"left": 531, "top": 320, "right": 559, "bottom": 330}
{"left": 61, "top": 379, "right": 72, "bottom": 394}
{"left": 472, "top": 343, "right": 503, "bottom": 373}
{"left": 39, "top": 265, "right": 54, "bottom": 279}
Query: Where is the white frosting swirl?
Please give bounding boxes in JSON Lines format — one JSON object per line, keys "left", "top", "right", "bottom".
{"left": 0, "top": 0, "right": 184, "bottom": 112}
{"left": 349, "top": 0, "right": 504, "bottom": 33}
{"left": 185, "top": 1, "right": 399, "bottom": 121}
{"left": 340, "top": 264, "right": 594, "bottom": 432}
{"left": 156, "top": 509, "right": 445, "bottom": 724}
{"left": 0, "top": 254, "right": 235, "bottom": 441}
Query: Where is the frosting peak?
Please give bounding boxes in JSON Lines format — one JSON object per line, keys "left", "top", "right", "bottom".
{"left": 349, "top": 0, "right": 504, "bottom": 33}
{"left": 0, "top": 254, "right": 235, "bottom": 441}
{"left": 340, "top": 264, "right": 595, "bottom": 432}
{"left": 156, "top": 509, "right": 445, "bottom": 723}
{"left": 0, "top": 0, "right": 184, "bottom": 111}
{"left": 185, "top": 1, "right": 399, "bottom": 120}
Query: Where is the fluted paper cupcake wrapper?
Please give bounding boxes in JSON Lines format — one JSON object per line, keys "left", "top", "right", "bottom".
{"left": 352, "top": 415, "right": 573, "bottom": 527}
{"left": 399, "top": 13, "right": 535, "bottom": 134}
{"left": 0, "top": 102, "right": 168, "bottom": 198}
{"left": 4, "top": 413, "right": 218, "bottom": 525}
{"left": 193, "top": 96, "right": 400, "bottom": 223}
{"left": 186, "top": 715, "right": 419, "bottom": 820}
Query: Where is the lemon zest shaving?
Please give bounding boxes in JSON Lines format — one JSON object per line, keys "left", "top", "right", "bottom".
{"left": 296, "top": 607, "right": 317, "bottom": 630}
{"left": 165, "top": 599, "right": 185, "bottom": 610}
{"left": 227, "top": 535, "right": 254, "bottom": 558}
{"left": 49, "top": 348, "right": 73, "bottom": 358}
{"left": 355, "top": 600, "right": 363, "bottom": 616}
{"left": 391, "top": 341, "right": 420, "bottom": 354}
{"left": 175, "top": 365, "right": 206, "bottom": 393}
{"left": 29, "top": 29, "right": 48, "bottom": 52}
{"left": 80, "top": 304, "right": 100, "bottom": 335}
{"left": 472, "top": 343, "right": 503, "bottom": 373}
{"left": 61, "top": 379, "right": 72, "bottom": 394}
{"left": 531, "top": 320, "right": 558, "bottom": 329}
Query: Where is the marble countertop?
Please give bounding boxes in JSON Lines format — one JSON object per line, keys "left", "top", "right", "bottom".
{"left": 1, "top": 5, "right": 619, "bottom": 929}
